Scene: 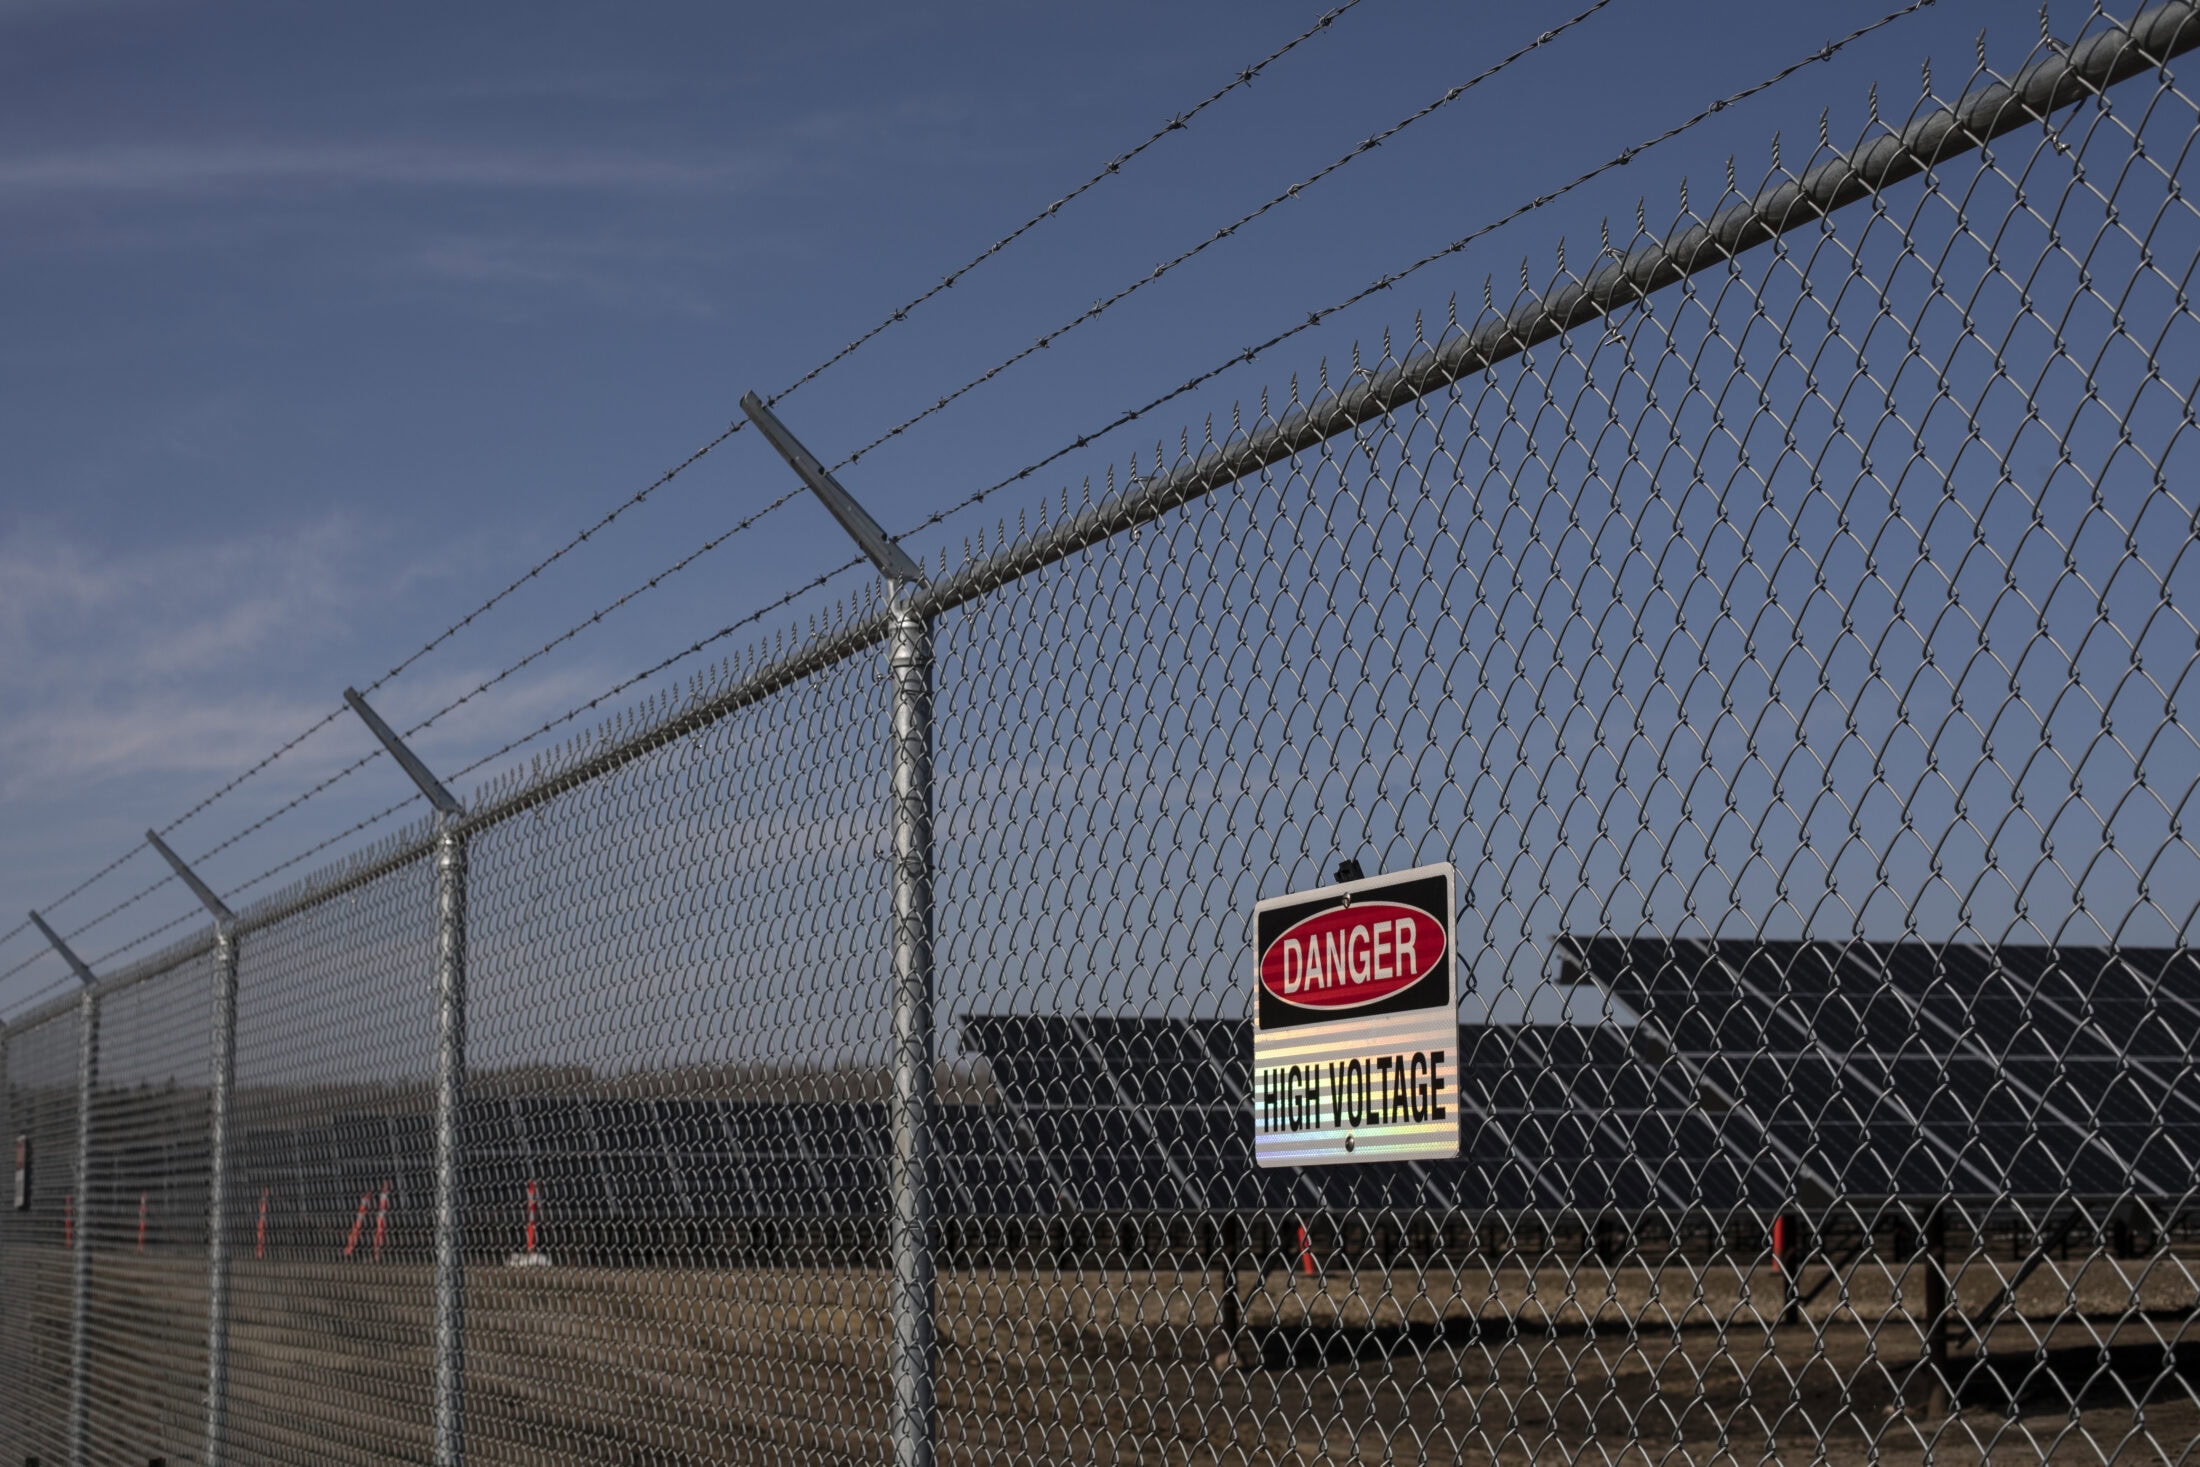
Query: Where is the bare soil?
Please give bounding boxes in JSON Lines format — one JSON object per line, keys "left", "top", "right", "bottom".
{"left": 5, "top": 1245, "right": 2195, "bottom": 1464}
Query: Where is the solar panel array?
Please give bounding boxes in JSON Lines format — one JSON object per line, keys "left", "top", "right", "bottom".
{"left": 156, "top": 940, "right": 2200, "bottom": 1262}
{"left": 1576, "top": 940, "right": 2200, "bottom": 1204}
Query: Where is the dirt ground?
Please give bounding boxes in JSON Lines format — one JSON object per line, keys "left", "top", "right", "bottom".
{"left": 4, "top": 1245, "right": 2195, "bottom": 1464}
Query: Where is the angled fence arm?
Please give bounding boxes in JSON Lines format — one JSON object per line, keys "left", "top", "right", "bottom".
{"left": 146, "top": 830, "right": 240, "bottom": 1467}
{"left": 742, "top": 392, "right": 937, "bottom": 1467}
{"left": 340, "top": 691, "right": 469, "bottom": 1467}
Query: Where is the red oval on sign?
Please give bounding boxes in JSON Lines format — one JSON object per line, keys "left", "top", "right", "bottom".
{"left": 1259, "top": 901, "right": 1445, "bottom": 1010}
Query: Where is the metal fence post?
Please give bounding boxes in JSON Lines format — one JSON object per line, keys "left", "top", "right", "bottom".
{"left": 70, "top": 983, "right": 95, "bottom": 1467}
{"left": 432, "top": 824, "right": 468, "bottom": 1467}
{"left": 203, "top": 924, "right": 239, "bottom": 1463}
{"left": 145, "top": 828, "right": 241, "bottom": 1467}
{"left": 739, "top": 392, "right": 938, "bottom": 1467}
{"left": 887, "top": 584, "right": 937, "bottom": 1467}
{"left": 342, "top": 688, "right": 470, "bottom": 1467}
{"left": 28, "top": 911, "right": 99, "bottom": 1467}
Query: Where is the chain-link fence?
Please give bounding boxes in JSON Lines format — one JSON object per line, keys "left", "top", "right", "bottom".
{"left": 7, "top": 5, "right": 2200, "bottom": 1463}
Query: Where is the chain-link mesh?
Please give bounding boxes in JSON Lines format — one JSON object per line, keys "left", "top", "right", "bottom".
{"left": 81, "top": 948, "right": 216, "bottom": 1467}
{"left": 5, "top": 7, "right": 2200, "bottom": 1464}
{"left": 0, "top": 1004, "right": 83, "bottom": 1467}
{"left": 458, "top": 645, "right": 891, "bottom": 1465}
{"left": 226, "top": 848, "right": 441, "bottom": 1466}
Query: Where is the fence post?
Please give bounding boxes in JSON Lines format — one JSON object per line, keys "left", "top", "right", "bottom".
{"left": 739, "top": 391, "right": 938, "bottom": 1467}
{"left": 27, "top": 911, "right": 99, "bottom": 1467}
{"left": 432, "top": 825, "right": 468, "bottom": 1467}
{"left": 145, "top": 829, "right": 242, "bottom": 1467}
{"left": 887, "top": 584, "right": 937, "bottom": 1467}
{"left": 203, "top": 924, "right": 239, "bottom": 1462}
{"left": 342, "top": 688, "right": 469, "bottom": 1467}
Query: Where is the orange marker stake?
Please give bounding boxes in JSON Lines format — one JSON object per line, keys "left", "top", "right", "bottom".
{"left": 63, "top": 1192, "right": 74, "bottom": 1251}
{"left": 371, "top": 1181, "right": 391, "bottom": 1262}
{"left": 256, "top": 1189, "right": 269, "bottom": 1260}
{"left": 1297, "top": 1222, "right": 1316, "bottom": 1277}
{"left": 525, "top": 1178, "right": 540, "bottom": 1255}
{"left": 344, "top": 1191, "right": 370, "bottom": 1258}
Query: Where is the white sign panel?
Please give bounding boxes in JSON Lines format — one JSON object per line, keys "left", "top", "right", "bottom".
{"left": 1252, "top": 862, "right": 1459, "bottom": 1166}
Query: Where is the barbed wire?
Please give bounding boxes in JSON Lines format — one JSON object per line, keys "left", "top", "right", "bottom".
{"left": 0, "top": 944, "right": 54, "bottom": 988}
{"left": 55, "top": 873, "right": 177, "bottom": 946}
{"left": 223, "top": 792, "right": 421, "bottom": 907}
{"left": 440, "top": 555, "right": 871, "bottom": 788}
{"left": 9, "top": 0, "right": 1933, "bottom": 995}
{"left": 207, "top": 555, "right": 877, "bottom": 911}
{"left": 396, "top": 487, "right": 814, "bottom": 743}
{"left": 154, "top": 703, "right": 355, "bottom": 840}
{"left": 0, "top": 840, "right": 150, "bottom": 955}
{"left": 165, "top": 0, "right": 1912, "bottom": 939}
{"left": 140, "top": 485, "right": 823, "bottom": 890}
{"left": 0, "top": 968, "right": 76, "bottom": 1017}
{"left": 1, "top": 8, "right": 1373, "bottom": 954}
{"left": 86, "top": 907, "right": 201, "bottom": 973}
{"left": 4, "top": 418, "right": 754, "bottom": 946}
{"left": 157, "top": 0, "right": 1371, "bottom": 854}
{"left": 762, "top": 0, "right": 1372, "bottom": 412}
{"left": 168, "top": 419, "right": 757, "bottom": 853}
{"left": 889, "top": 0, "right": 1940, "bottom": 546}
{"left": 831, "top": 0, "right": 1623, "bottom": 476}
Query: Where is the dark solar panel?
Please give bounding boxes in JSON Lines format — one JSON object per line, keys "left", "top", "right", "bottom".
{"left": 1567, "top": 938, "right": 2200, "bottom": 1201}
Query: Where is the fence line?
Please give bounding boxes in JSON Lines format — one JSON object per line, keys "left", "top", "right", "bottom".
{"left": 6, "top": 4, "right": 2200, "bottom": 1464}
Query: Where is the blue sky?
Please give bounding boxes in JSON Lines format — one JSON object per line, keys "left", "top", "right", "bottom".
{"left": 0, "top": 0, "right": 2100, "bottom": 1014}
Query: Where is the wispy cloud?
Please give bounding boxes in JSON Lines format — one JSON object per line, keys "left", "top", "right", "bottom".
{"left": 0, "top": 514, "right": 658, "bottom": 812}
{"left": 0, "top": 140, "right": 784, "bottom": 200}
{"left": 0, "top": 518, "right": 369, "bottom": 792}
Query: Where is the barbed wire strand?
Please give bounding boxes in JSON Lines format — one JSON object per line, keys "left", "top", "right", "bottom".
{"left": 0, "top": 946, "right": 56, "bottom": 987}
{"left": 1, "top": 5, "right": 1374, "bottom": 955}
{"left": 1, "top": 417, "right": 753, "bottom": 949}
{"left": 4, "top": 1, "right": 1926, "bottom": 999}
{"left": 0, "top": 0, "right": 1938, "bottom": 1022}
{"left": 87, "top": 908, "right": 201, "bottom": 972}
{"left": 174, "top": 0, "right": 1878, "bottom": 937}
{"left": 892, "top": 0, "right": 1939, "bottom": 546}
{"left": 222, "top": 793, "right": 421, "bottom": 907}
{"left": 161, "top": 1, "right": 1372, "bottom": 846}
{"left": 160, "top": 420, "right": 754, "bottom": 843}
{"left": 214, "top": 554, "right": 874, "bottom": 911}
{"left": 155, "top": 703, "right": 357, "bottom": 840}
{"left": 178, "top": 0, "right": 1373, "bottom": 850}
{"left": 0, "top": 838, "right": 153, "bottom": 952}
{"left": 441, "top": 556, "right": 871, "bottom": 789}
{"left": 397, "top": 487, "right": 814, "bottom": 742}
{"left": 57, "top": 874, "right": 177, "bottom": 945}
{"left": 147, "top": 483, "right": 824, "bottom": 886}
{"left": 832, "top": 0, "right": 1623, "bottom": 475}
{"left": 763, "top": 0, "right": 1372, "bottom": 411}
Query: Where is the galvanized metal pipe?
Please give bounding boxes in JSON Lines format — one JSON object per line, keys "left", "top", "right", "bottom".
{"left": 432, "top": 826, "right": 468, "bottom": 1467}
{"left": 887, "top": 587, "right": 936, "bottom": 1467}
{"left": 202, "top": 925, "right": 239, "bottom": 1465}
{"left": 68, "top": 984, "right": 97, "bottom": 1467}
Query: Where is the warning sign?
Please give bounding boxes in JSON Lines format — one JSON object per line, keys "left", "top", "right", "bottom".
{"left": 1253, "top": 862, "right": 1459, "bottom": 1167}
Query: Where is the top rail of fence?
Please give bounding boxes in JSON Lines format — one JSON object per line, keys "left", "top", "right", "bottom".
{"left": 7, "top": 0, "right": 2194, "bottom": 1037}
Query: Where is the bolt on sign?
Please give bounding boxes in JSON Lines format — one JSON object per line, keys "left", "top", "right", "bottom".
{"left": 1253, "top": 862, "right": 1459, "bottom": 1166}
